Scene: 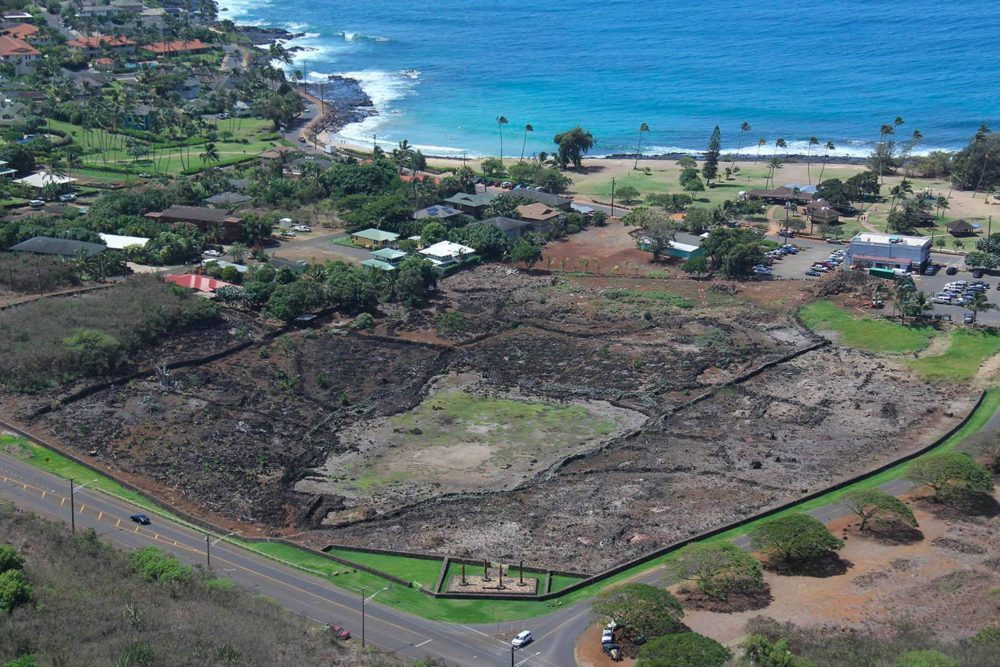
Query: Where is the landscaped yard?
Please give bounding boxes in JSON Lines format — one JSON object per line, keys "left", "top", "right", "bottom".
{"left": 799, "top": 300, "right": 936, "bottom": 354}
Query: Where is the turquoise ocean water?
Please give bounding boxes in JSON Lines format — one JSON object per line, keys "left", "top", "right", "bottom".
{"left": 221, "top": 0, "right": 1000, "bottom": 158}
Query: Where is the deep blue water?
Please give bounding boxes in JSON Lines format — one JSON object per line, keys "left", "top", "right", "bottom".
{"left": 221, "top": 0, "right": 1000, "bottom": 157}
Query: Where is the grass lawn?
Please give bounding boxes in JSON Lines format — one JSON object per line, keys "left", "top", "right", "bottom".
{"left": 325, "top": 547, "right": 444, "bottom": 589}
{"left": 799, "top": 300, "right": 936, "bottom": 353}
{"left": 604, "top": 288, "right": 695, "bottom": 309}
{"left": 909, "top": 329, "right": 1000, "bottom": 381}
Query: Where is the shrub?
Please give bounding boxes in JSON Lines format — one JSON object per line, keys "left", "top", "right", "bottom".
{"left": 0, "top": 545, "right": 24, "bottom": 574}
{"left": 0, "top": 569, "right": 32, "bottom": 612}
{"left": 636, "top": 632, "right": 729, "bottom": 667}
{"left": 128, "top": 548, "right": 194, "bottom": 584}
{"left": 669, "top": 542, "right": 764, "bottom": 600}
{"left": 349, "top": 312, "right": 374, "bottom": 330}
{"left": 843, "top": 489, "right": 918, "bottom": 531}
{"left": 591, "top": 583, "right": 683, "bottom": 642}
{"left": 906, "top": 453, "right": 993, "bottom": 501}
{"left": 895, "top": 650, "right": 958, "bottom": 667}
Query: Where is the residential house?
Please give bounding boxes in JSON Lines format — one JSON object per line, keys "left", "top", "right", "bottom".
{"left": 362, "top": 248, "right": 407, "bottom": 272}
{"left": 845, "top": 232, "right": 931, "bottom": 270}
{"left": 98, "top": 233, "right": 149, "bottom": 250}
{"left": 178, "top": 77, "right": 201, "bottom": 100}
{"left": 442, "top": 191, "right": 495, "bottom": 218}
{"left": 418, "top": 240, "right": 476, "bottom": 269}
{"left": 66, "top": 35, "right": 135, "bottom": 57}
{"left": 287, "top": 155, "right": 334, "bottom": 177}
{"left": 413, "top": 204, "right": 463, "bottom": 223}
{"left": 201, "top": 259, "right": 248, "bottom": 273}
{"left": 163, "top": 273, "right": 232, "bottom": 294}
{"left": 0, "top": 35, "right": 38, "bottom": 74}
{"left": 9, "top": 236, "right": 106, "bottom": 258}
{"left": 78, "top": 0, "right": 145, "bottom": 17}
{"left": 268, "top": 257, "right": 308, "bottom": 275}
{"left": 0, "top": 159, "right": 14, "bottom": 177}
{"left": 480, "top": 216, "right": 545, "bottom": 239}
{"left": 259, "top": 145, "right": 298, "bottom": 174}
{"left": 516, "top": 189, "right": 572, "bottom": 211}
{"left": 351, "top": 228, "right": 399, "bottom": 249}
{"left": 143, "top": 39, "right": 211, "bottom": 57}
{"left": 121, "top": 103, "right": 156, "bottom": 131}
{"left": 15, "top": 172, "right": 77, "bottom": 189}
{"left": 743, "top": 186, "right": 814, "bottom": 205}
{"left": 1, "top": 24, "right": 47, "bottom": 46}
{"left": 0, "top": 97, "right": 27, "bottom": 126}
{"left": 515, "top": 203, "right": 563, "bottom": 226}
{"left": 146, "top": 205, "right": 244, "bottom": 243}
{"left": 203, "top": 191, "right": 251, "bottom": 208}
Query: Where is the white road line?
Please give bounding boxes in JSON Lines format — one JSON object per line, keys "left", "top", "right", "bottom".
{"left": 515, "top": 651, "right": 540, "bottom": 667}
{"left": 461, "top": 625, "right": 493, "bottom": 639}
{"left": 414, "top": 639, "right": 433, "bottom": 648}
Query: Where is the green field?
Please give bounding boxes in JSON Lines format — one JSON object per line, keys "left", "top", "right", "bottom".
{"left": 47, "top": 118, "right": 282, "bottom": 178}
{"left": 909, "top": 329, "right": 1000, "bottom": 381}
{"left": 799, "top": 300, "right": 936, "bottom": 353}
{"left": 325, "top": 547, "right": 444, "bottom": 589}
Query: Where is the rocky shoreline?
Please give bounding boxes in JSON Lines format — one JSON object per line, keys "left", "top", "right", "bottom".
{"left": 303, "top": 77, "right": 375, "bottom": 137}
{"left": 233, "top": 25, "right": 305, "bottom": 46}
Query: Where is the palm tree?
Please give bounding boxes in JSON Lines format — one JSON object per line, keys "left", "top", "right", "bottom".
{"left": 969, "top": 291, "right": 995, "bottom": 323}
{"left": 876, "top": 122, "right": 896, "bottom": 184}
{"left": 807, "top": 136, "right": 819, "bottom": 185}
{"left": 765, "top": 139, "right": 786, "bottom": 188}
{"left": 634, "top": 122, "right": 649, "bottom": 170}
{"left": 973, "top": 150, "right": 994, "bottom": 199}
{"left": 199, "top": 142, "right": 220, "bottom": 168}
{"left": 818, "top": 140, "right": 835, "bottom": 183}
{"left": 730, "top": 121, "right": 751, "bottom": 171}
{"left": 902, "top": 129, "right": 923, "bottom": 179}
{"left": 755, "top": 137, "right": 766, "bottom": 164}
{"left": 496, "top": 115, "right": 508, "bottom": 161}
{"left": 520, "top": 123, "right": 534, "bottom": 162}
{"left": 392, "top": 139, "right": 413, "bottom": 174}
{"left": 935, "top": 195, "right": 950, "bottom": 220}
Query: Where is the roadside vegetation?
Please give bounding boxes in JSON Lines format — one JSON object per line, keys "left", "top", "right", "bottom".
{"left": 799, "top": 300, "right": 934, "bottom": 353}
{"left": 0, "top": 503, "right": 397, "bottom": 666}
{"left": 0, "top": 253, "right": 82, "bottom": 295}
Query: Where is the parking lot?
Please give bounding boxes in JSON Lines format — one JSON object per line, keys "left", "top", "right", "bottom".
{"left": 766, "top": 237, "right": 847, "bottom": 280}
{"left": 911, "top": 254, "right": 1000, "bottom": 326}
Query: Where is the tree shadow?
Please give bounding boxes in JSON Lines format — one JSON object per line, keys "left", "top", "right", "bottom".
{"left": 915, "top": 492, "right": 1000, "bottom": 521}
{"left": 573, "top": 164, "right": 607, "bottom": 175}
{"left": 864, "top": 524, "right": 925, "bottom": 546}
{"left": 679, "top": 585, "right": 774, "bottom": 614}
{"left": 764, "top": 553, "right": 852, "bottom": 578}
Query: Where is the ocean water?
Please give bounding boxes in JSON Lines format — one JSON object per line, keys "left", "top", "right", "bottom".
{"left": 220, "top": 0, "right": 1000, "bottom": 158}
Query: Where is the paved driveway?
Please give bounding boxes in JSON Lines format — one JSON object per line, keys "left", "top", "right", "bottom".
{"left": 910, "top": 254, "right": 1000, "bottom": 326}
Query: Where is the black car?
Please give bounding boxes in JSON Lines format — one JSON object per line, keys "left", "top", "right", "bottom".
{"left": 946, "top": 266, "right": 958, "bottom": 275}
{"left": 972, "top": 269, "right": 985, "bottom": 279}
{"left": 130, "top": 513, "right": 151, "bottom": 525}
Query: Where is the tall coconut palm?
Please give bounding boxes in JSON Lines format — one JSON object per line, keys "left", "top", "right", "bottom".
{"left": 199, "top": 142, "right": 220, "bottom": 168}
{"left": 818, "top": 140, "right": 835, "bottom": 183}
{"left": 766, "top": 138, "right": 786, "bottom": 188}
{"left": 875, "top": 122, "right": 896, "bottom": 184}
{"left": 973, "top": 149, "right": 994, "bottom": 199}
{"left": 807, "top": 136, "right": 819, "bottom": 184}
{"left": 634, "top": 122, "right": 649, "bottom": 170}
{"left": 755, "top": 137, "right": 766, "bottom": 164}
{"left": 520, "top": 123, "right": 534, "bottom": 162}
{"left": 496, "top": 115, "right": 508, "bottom": 161}
{"left": 901, "top": 129, "right": 923, "bottom": 179}
{"left": 731, "top": 121, "right": 751, "bottom": 171}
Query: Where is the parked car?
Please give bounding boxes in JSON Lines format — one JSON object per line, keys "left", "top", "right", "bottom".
{"left": 601, "top": 628, "right": 615, "bottom": 645}
{"left": 58, "top": 193, "right": 77, "bottom": 202}
{"left": 280, "top": 231, "right": 296, "bottom": 238}
{"left": 602, "top": 643, "right": 621, "bottom": 661}
{"left": 130, "top": 513, "right": 151, "bottom": 525}
{"left": 328, "top": 624, "right": 351, "bottom": 640}
{"left": 805, "top": 270, "right": 821, "bottom": 277}
{"left": 293, "top": 225, "right": 312, "bottom": 232}
{"left": 28, "top": 199, "right": 45, "bottom": 208}
{"left": 512, "top": 631, "right": 533, "bottom": 648}
{"left": 203, "top": 249, "right": 222, "bottom": 257}
{"left": 964, "top": 312, "right": 975, "bottom": 324}
{"left": 932, "top": 296, "right": 952, "bottom": 304}
{"left": 946, "top": 266, "right": 958, "bottom": 275}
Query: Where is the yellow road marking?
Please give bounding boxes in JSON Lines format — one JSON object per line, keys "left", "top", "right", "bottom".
{"left": 41, "top": 490, "right": 46, "bottom": 499}
{"left": 60, "top": 497, "right": 65, "bottom": 507}
{"left": 116, "top": 518, "right": 121, "bottom": 528}
{"left": 98, "top": 511, "right": 103, "bottom": 521}
{"left": 78, "top": 504, "right": 85, "bottom": 513}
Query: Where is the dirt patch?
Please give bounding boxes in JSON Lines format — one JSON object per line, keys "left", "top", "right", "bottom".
{"left": 296, "top": 371, "right": 645, "bottom": 521}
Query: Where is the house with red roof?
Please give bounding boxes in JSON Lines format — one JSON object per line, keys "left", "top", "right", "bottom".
{"left": 0, "top": 35, "right": 38, "bottom": 74}
{"left": 143, "top": 39, "right": 210, "bottom": 57}
{"left": 1, "top": 23, "right": 46, "bottom": 45}
{"left": 67, "top": 35, "right": 136, "bottom": 56}
{"left": 163, "top": 274, "right": 233, "bottom": 294}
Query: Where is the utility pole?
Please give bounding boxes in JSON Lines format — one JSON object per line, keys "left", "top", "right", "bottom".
{"left": 360, "top": 587, "right": 366, "bottom": 648}
{"left": 511, "top": 645, "right": 515, "bottom": 667}
{"left": 610, "top": 177, "right": 616, "bottom": 218}
{"left": 69, "top": 477, "right": 75, "bottom": 533}
{"left": 205, "top": 533, "right": 210, "bottom": 568}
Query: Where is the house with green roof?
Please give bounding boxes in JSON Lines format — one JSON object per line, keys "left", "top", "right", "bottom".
{"left": 350, "top": 228, "right": 400, "bottom": 249}
{"left": 442, "top": 191, "right": 495, "bottom": 218}
{"left": 362, "top": 247, "right": 407, "bottom": 272}
{"left": 361, "top": 258, "right": 398, "bottom": 272}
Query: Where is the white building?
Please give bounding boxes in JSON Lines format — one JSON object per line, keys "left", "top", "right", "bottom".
{"left": 99, "top": 233, "right": 149, "bottom": 250}
{"left": 845, "top": 232, "right": 931, "bottom": 270}
{"left": 418, "top": 240, "right": 476, "bottom": 268}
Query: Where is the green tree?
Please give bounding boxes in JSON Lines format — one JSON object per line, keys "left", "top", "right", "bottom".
{"left": 0, "top": 546, "right": 24, "bottom": 574}
{"left": 510, "top": 238, "right": 542, "bottom": 270}
{"left": 700, "top": 227, "right": 766, "bottom": 279}
{"left": 241, "top": 215, "right": 274, "bottom": 246}
{"left": 636, "top": 632, "right": 729, "bottom": 667}
{"left": 615, "top": 185, "right": 641, "bottom": 204}
{"left": 448, "top": 223, "right": 512, "bottom": 259}
{"left": 740, "top": 635, "right": 814, "bottom": 667}
{"left": 553, "top": 126, "right": 595, "bottom": 169}
{"left": 702, "top": 125, "right": 721, "bottom": 185}
{"left": 496, "top": 115, "right": 508, "bottom": 159}
{"left": 968, "top": 290, "right": 996, "bottom": 323}
{"left": 635, "top": 122, "right": 650, "bottom": 170}
{"left": 952, "top": 125, "right": 999, "bottom": 192}
{"left": 481, "top": 157, "right": 505, "bottom": 178}
{"left": 228, "top": 242, "right": 248, "bottom": 263}
{"left": 644, "top": 221, "right": 677, "bottom": 261}
{"left": 590, "top": 583, "right": 684, "bottom": 642}
{"left": 680, "top": 167, "right": 705, "bottom": 193}
{"left": 906, "top": 452, "right": 993, "bottom": 501}
{"left": 749, "top": 513, "right": 843, "bottom": 565}
{"left": 731, "top": 121, "right": 751, "bottom": 170}
{"left": 482, "top": 193, "right": 529, "bottom": 218}
{"left": 817, "top": 140, "right": 836, "bottom": 183}
{"left": 265, "top": 280, "right": 326, "bottom": 322}
{"left": 842, "top": 489, "right": 917, "bottom": 531}
{"left": 420, "top": 221, "right": 447, "bottom": 245}
{"left": 682, "top": 254, "right": 709, "bottom": 277}
{"left": 199, "top": 142, "right": 220, "bottom": 168}
{"left": 669, "top": 542, "right": 764, "bottom": 600}
{"left": 0, "top": 569, "right": 32, "bottom": 613}
{"left": 395, "top": 256, "right": 438, "bottom": 306}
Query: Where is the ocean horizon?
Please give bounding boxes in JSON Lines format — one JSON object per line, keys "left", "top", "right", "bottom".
{"left": 220, "top": 0, "right": 1000, "bottom": 159}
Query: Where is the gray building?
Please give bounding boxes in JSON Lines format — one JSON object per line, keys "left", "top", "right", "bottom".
{"left": 845, "top": 232, "right": 931, "bottom": 270}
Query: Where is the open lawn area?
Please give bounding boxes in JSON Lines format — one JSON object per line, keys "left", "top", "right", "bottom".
{"left": 799, "top": 300, "right": 935, "bottom": 354}
{"left": 908, "top": 329, "right": 1000, "bottom": 381}
{"left": 46, "top": 118, "right": 283, "bottom": 177}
